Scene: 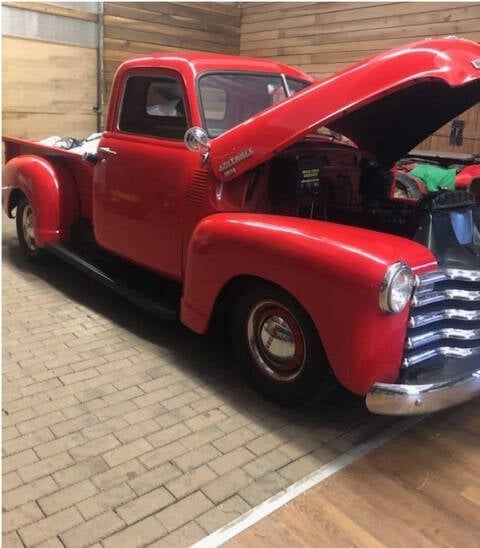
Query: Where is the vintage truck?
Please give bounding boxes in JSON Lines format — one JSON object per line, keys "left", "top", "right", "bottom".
{"left": 3, "top": 37, "right": 480, "bottom": 415}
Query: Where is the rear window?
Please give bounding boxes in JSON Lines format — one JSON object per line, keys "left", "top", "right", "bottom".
{"left": 200, "top": 86, "right": 227, "bottom": 120}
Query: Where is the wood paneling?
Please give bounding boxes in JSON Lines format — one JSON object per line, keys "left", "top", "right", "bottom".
{"left": 3, "top": 112, "right": 97, "bottom": 141}
{"left": 241, "top": 2, "right": 480, "bottom": 155}
{"left": 5, "top": 2, "right": 477, "bottom": 153}
{"left": 229, "top": 397, "right": 480, "bottom": 546}
{"left": 420, "top": 96, "right": 480, "bottom": 154}
{"left": 3, "top": 2, "right": 98, "bottom": 22}
{"left": 2, "top": 36, "right": 97, "bottom": 139}
{"left": 102, "top": 2, "right": 241, "bottom": 110}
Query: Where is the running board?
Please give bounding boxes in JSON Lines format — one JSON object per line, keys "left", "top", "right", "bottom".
{"left": 45, "top": 244, "right": 178, "bottom": 320}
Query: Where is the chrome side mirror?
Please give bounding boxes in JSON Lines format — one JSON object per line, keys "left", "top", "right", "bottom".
{"left": 184, "top": 127, "right": 210, "bottom": 162}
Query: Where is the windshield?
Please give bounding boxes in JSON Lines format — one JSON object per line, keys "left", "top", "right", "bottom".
{"left": 199, "top": 72, "right": 310, "bottom": 137}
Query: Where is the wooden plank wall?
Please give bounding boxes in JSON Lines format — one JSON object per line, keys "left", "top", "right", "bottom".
{"left": 2, "top": 2, "right": 99, "bottom": 140}
{"left": 102, "top": 2, "right": 241, "bottom": 113}
{"left": 3, "top": 37, "right": 98, "bottom": 140}
{"left": 240, "top": 2, "right": 480, "bottom": 154}
{"left": 4, "top": 2, "right": 477, "bottom": 153}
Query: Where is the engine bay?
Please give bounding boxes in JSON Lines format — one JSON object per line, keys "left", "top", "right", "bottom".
{"left": 260, "top": 139, "right": 420, "bottom": 239}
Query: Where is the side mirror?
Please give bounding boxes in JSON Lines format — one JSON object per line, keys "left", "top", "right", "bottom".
{"left": 184, "top": 127, "right": 210, "bottom": 158}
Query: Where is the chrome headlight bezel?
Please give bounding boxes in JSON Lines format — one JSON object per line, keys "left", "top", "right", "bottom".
{"left": 379, "top": 262, "right": 415, "bottom": 314}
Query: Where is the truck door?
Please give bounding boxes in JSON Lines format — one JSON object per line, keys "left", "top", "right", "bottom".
{"left": 93, "top": 71, "right": 191, "bottom": 280}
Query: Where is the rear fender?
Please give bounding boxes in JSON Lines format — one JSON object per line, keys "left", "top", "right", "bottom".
{"left": 3, "top": 155, "right": 79, "bottom": 246}
{"left": 181, "top": 213, "right": 437, "bottom": 394}
{"left": 456, "top": 164, "right": 480, "bottom": 189}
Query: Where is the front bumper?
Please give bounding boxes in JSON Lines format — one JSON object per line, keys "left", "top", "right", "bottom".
{"left": 366, "top": 366, "right": 480, "bottom": 415}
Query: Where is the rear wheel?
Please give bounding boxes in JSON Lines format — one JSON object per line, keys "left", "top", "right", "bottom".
{"left": 16, "top": 196, "right": 46, "bottom": 261}
{"left": 231, "top": 283, "right": 335, "bottom": 406}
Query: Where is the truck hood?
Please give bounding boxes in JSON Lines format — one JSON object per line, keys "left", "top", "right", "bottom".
{"left": 210, "top": 37, "right": 480, "bottom": 182}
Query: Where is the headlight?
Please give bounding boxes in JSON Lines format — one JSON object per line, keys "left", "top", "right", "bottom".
{"left": 379, "top": 262, "right": 415, "bottom": 314}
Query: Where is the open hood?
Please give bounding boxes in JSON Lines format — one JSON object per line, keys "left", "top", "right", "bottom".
{"left": 210, "top": 37, "right": 480, "bottom": 182}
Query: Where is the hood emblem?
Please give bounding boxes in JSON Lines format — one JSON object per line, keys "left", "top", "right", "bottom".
{"left": 219, "top": 148, "right": 254, "bottom": 173}
{"left": 472, "top": 59, "right": 480, "bottom": 69}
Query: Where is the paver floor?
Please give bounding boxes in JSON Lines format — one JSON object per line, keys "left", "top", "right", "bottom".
{"left": 3, "top": 213, "right": 397, "bottom": 547}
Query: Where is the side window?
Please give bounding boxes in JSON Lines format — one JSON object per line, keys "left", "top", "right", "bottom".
{"left": 118, "top": 75, "right": 188, "bottom": 140}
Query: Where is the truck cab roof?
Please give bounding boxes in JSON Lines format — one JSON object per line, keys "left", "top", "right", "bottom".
{"left": 116, "top": 51, "right": 315, "bottom": 82}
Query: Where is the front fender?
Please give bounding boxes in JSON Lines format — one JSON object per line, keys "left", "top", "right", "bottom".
{"left": 2, "top": 155, "right": 79, "bottom": 246}
{"left": 181, "top": 213, "right": 437, "bottom": 395}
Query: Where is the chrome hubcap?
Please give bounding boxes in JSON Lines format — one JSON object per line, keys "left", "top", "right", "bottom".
{"left": 247, "top": 300, "right": 306, "bottom": 382}
{"left": 22, "top": 204, "right": 36, "bottom": 251}
{"left": 259, "top": 316, "right": 296, "bottom": 362}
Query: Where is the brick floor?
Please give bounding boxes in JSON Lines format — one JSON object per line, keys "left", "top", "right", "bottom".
{"left": 2, "top": 214, "right": 398, "bottom": 546}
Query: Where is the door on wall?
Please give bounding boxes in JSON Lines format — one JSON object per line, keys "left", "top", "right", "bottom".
{"left": 2, "top": 0, "right": 99, "bottom": 142}
{"left": 2, "top": 37, "right": 98, "bottom": 140}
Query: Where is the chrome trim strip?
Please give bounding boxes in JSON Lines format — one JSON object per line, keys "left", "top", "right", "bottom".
{"left": 416, "top": 271, "right": 447, "bottom": 287}
{"left": 412, "top": 289, "right": 480, "bottom": 307}
{"left": 444, "top": 268, "right": 480, "bottom": 282}
{"left": 414, "top": 285, "right": 439, "bottom": 297}
{"left": 98, "top": 146, "right": 117, "bottom": 156}
{"left": 409, "top": 308, "right": 480, "bottom": 328}
{"left": 406, "top": 327, "right": 480, "bottom": 349}
{"left": 415, "top": 268, "right": 480, "bottom": 287}
{"left": 366, "top": 368, "right": 480, "bottom": 415}
{"left": 403, "top": 345, "right": 480, "bottom": 368}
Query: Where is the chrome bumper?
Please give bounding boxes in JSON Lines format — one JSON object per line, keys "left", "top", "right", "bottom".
{"left": 366, "top": 367, "right": 480, "bottom": 415}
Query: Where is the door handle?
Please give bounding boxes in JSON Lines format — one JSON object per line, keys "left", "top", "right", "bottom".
{"left": 98, "top": 146, "right": 117, "bottom": 156}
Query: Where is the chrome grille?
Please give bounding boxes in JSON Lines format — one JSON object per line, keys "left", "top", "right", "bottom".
{"left": 403, "top": 268, "right": 480, "bottom": 369}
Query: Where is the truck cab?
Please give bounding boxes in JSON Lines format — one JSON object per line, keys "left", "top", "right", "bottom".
{"left": 93, "top": 53, "right": 313, "bottom": 280}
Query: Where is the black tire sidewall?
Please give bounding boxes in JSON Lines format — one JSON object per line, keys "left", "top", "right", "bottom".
{"left": 395, "top": 173, "right": 423, "bottom": 200}
{"left": 16, "top": 196, "right": 45, "bottom": 261}
{"left": 231, "top": 283, "right": 334, "bottom": 406}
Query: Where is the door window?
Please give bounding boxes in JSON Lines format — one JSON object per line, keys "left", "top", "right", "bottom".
{"left": 118, "top": 75, "right": 188, "bottom": 140}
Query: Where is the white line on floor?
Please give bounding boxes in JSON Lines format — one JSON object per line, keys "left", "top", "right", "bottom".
{"left": 193, "top": 415, "right": 425, "bottom": 547}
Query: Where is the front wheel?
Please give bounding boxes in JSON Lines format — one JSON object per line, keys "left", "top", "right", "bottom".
{"left": 16, "top": 195, "right": 47, "bottom": 261}
{"left": 231, "top": 283, "right": 335, "bottom": 406}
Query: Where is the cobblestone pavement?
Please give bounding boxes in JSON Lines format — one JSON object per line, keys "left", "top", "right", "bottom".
{"left": 3, "top": 214, "right": 397, "bottom": 547}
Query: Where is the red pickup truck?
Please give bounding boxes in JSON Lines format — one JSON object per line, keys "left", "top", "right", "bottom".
{"left": 4, "top": 37, "right": 480, "bottom": 415}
